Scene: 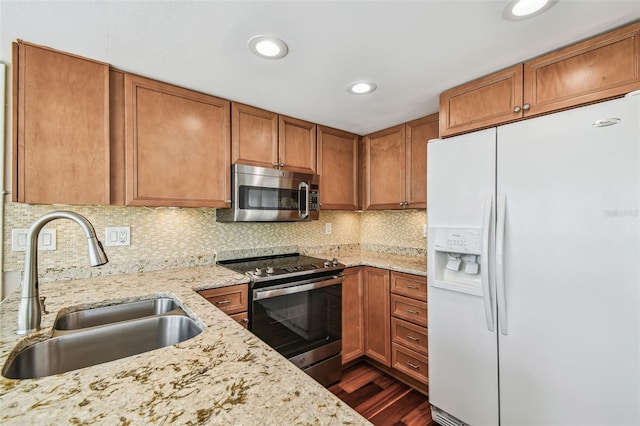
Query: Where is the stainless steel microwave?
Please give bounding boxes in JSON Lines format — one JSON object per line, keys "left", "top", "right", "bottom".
{"left": 216, "top": 164, "right": 319, "bottom": 222}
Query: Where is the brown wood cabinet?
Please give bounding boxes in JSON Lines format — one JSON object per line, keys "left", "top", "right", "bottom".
{"left": 124, "top": 74, "right": 231, "bottom": 207}
{"left": 199, "top": 284, "right": 249, "bottom": 328}
{"left": 439, "top": 65, "right": 523, "bottom": 137}
{"left": 279, "top": 115, "right": 317, "bottom": 174}
{"left": 363, "top": 267, "right": 391, "bottom": 366}
{"left": 342, "top": 267, "right": 365, "bottom": 364}
{"left": 440, "top": 21, "right": 640, "bottom": 137}
{"left": 390, "top": 271, "right": 427, "bottom": 385}
{"left": 317, "top": 126, "right": 359, "bottom": 210}
{"left": 232, "top": 103, "right": 317, "bottom": 174}
{"left": 12, "top": 41, "right": 111, "bottom": 205}
{"left": 363, "top": 114, "right": 438, "bottom": 210}
{"left": 231, "top": 103, "right": 279, "bottom": 169}
{"left": 405, "top": 114, "right": 439, "bottom": 208}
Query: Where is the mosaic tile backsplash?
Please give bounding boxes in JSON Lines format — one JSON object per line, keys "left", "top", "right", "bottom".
{"left": 3, "top": 202, "right": 426, "bottom": 285}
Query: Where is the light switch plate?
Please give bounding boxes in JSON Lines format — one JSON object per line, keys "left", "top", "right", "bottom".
{"left": 105, "top": 226, "right": 131, "bottom": 246}
{"left": 12, "top": 228, "right": 57, "bottom": 251}
{"left": 325, "top": 223, "right": 332, "bottom": 235}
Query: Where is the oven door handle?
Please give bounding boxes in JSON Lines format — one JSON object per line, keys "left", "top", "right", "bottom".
{"left": 298, "top": 182, "right": 309, "bottom": 219}
{"left": 253, "top": 276, "right": 342, "bottom": 300}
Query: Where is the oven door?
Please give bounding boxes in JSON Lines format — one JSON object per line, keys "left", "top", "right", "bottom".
{"left": 251, "top": 275, "right": 342, "bottom": 363}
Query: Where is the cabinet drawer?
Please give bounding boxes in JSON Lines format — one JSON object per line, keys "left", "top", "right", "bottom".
{"left": 390, "top": 271, "right": 427, "bottom": 301}
{"left": 229, "top": 312, "right": 249, "bottom": 329}
{"left": 392, "top": 343, "right": 428, "bottom": 385}
{"left": 199, "top": 284, "right": 248, "bottom": 315}
{"left": 391, "top": 294, "right": 427, "bottom": 327}
{"left": 391, "top": 317, "right": 427, "bottom": 356}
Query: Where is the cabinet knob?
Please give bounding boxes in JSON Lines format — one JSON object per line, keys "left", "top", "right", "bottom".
{"left": 273, "top": 163, "right": 279, "bottom": 169}
{"left": 225, "top": 199, "right": 232, "bottom": 204}
{"left": 523, "top": 103, "right": 531, "bottom": 111}
{"left": 242, "top": 317, "right": 249, "bottom": 323}
{"left": 513, "top": 106, "right": 521, "bottom": 113}
{"left": 279, "top": 162, "right": 285, "bottom": 167}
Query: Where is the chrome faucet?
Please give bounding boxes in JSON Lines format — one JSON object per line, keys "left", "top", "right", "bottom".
{"left": 16, "top": 211, "right": 108, "bottom": 335}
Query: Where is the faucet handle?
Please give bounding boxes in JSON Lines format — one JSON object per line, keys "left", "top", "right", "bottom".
{"left": 39, "top": 296, "right": 49, "bottom": 314}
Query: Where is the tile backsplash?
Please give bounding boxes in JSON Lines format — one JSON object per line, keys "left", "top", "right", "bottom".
{"left": 2, "top": 202, "right": 426, "bottom": 291}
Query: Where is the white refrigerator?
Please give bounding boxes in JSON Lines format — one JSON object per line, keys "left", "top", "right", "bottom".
{"left": 427, "top": 93, "right": 640, "bottom": 426}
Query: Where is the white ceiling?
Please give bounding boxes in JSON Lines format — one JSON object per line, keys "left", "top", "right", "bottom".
{"left": 1, "top": 1, "right": 639, "bottom": 135}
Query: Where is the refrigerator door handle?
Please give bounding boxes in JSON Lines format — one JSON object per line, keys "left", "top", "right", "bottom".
{"left": 481, "top": 194, "right": 495, "bottom": 331}
{"left": 496, "top": 193, "right": 508, "bottom": 335}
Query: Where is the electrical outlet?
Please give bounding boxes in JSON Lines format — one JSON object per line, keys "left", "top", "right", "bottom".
{"left": 105, "top": 226, "right": 130, "bottom": 246}
{"left": 12, "top": 229, "right": 57, "bottom": 251}
{"left": 423, "top": 224, "right": 428, "bottom": 238}
{"left": 325, "top": 223, "right": 332, "bottom": 235}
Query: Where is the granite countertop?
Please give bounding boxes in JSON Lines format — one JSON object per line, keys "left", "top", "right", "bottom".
{"left": 0, "top": 265, "right": 370, "bottom": 425}
{"left": 320, "top": 250, "right": 427, "bottom": 277}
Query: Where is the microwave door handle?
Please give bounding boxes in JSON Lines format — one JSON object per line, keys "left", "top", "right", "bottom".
{"left": 298, "top": 182, "right": 309, "bottom": 218}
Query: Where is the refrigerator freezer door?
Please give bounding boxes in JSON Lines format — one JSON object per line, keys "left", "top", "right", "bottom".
{"left": 427, "top": 128, "right": 499, "bottom": 426}
{"left": 496, "top": 96, "right": 640, "bottom": 425}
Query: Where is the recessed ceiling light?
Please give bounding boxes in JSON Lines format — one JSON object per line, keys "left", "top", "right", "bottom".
{"left": 248, "top": 35, "right": 288, "bottom": 59}
{"left": 502, "top": 0, "right": 556, "bottom": 20}
{"left": 347, "top": 81, "right": 377, "bottom": 95}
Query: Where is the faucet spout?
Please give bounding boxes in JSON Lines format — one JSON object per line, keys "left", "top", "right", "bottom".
{"left": 16, "top": 211, "right": 108, "bottom": 335}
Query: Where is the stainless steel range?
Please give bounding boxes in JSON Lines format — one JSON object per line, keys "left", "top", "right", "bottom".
{"left": 219, "top": 253, "right": 345, "bottom": 386}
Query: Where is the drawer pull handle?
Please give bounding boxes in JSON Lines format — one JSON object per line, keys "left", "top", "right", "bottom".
{"left": 406, "top": 334, "right": 420, "bottom": 341}
{"left": 216, "top": 299, "right": 232, "bottom": 305}
{"left": 407, "top": 309, "right": 419, "bottom": 314}
{"left": 407, "top": 361, "right": 420, "bottom": 369}
{"left": 407, "top": 285, "right": 419, "bottom": 289}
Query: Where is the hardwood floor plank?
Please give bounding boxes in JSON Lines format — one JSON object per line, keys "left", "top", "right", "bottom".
{"left": 356, "top": 382, "right": 412, "bottom": 419}
{"left": 328, "top": 362, "right": 434, "bottom": 426}
{"left": 369, "top": 390, "right": 429, "bottom": 426}
{"left": 400, "top": 401, "right": 433, "bottom": 426}
{"left": 335, "top": 363, "right": 383, "bottom": 393}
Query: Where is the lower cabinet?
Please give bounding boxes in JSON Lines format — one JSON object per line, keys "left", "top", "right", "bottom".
{"left": 363, "top": 267, "right": 391, "bottom": 366}
{"left": 198, "top": 284, "right": 249, "bottom": 329}
{"left": 342, "top": 266, "right": 428, "bottom": 389}
{"left": 342, "top": 267, "right": 365, "bottom": 364}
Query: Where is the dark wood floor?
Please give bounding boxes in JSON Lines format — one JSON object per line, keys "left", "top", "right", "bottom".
{"left": 328, "top": 363, "right": 435, "bottom": 426}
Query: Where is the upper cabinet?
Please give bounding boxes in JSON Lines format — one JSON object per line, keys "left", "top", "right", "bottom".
{"left": 12, "top": 41, "right": 111, "bottom": 205}
{"left": 405, "top": 113, "right": 439, "bottom": 209}
{"left": 232, "top": 103, "right": 317, "bottom": 174}
{"left": 317, "top": 126, "right": 359, "bottom": 210}
{"left": 231, "top": 103, "right": 278, "bottom": 169}
{"left": 363, "top": 113, "right": 438, "bottom": 210}
{"left": 439, "top": 65, "right": 523, "bottom": 137}
{"left": 124, "top": 74, "right": 231, "bottom": 207}
{"left": 440, "top": 21, "right": 640, "bottom": 137}
{"left": 279, "top": 115, "right": 317, "bottom": 174}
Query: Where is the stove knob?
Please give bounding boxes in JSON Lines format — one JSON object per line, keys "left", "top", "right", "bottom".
{"left": 323, "top": 260, "right": 331, "bottom": 267}
{"left": 254, "top": 267, "right": 262, "bottom": 276}
{"left": 332, "top": 258, "right": 339, "bottom": 266}
{"left": 266, "top": 266, "right": 274, "bottom": 274}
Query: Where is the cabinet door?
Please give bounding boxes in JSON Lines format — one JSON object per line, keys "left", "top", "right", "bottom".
{"left": 405, "top": 113, "right": 438, "bottom": 208}
{"left": 364, "top": 124, "right": 406, "bottom": 210}
{"left": 13, "top": 41, "right": 110, "bottom": 205}
{"left": 231, "top": 103, "right": 278, "bottom": 169}
{"left": 524, "top": 22, "right": 640, "bottom": 117}
{"left": 439, "top": 64, "right": 523, "bottom": 137}
{"left": 279, "top": 115, "right": 317, "bottom": 174}
{"left": 342, "top": 267, "right": 364, "bottom": 364}
{"left": 125, "top": 74, "right": 230, "bottom": 207}
{"left": 363, "top": 267, "right": 391, "bottom": 366}
{"left": 317, "top": 126, "right": 359, "bottom": 210}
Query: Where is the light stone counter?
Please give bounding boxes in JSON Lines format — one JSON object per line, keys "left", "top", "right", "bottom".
{"left": 0, "top": 265, "right": 370, "bottom": 425}
{"left": 320, "top": 251, "right": 427, "bottom": 277}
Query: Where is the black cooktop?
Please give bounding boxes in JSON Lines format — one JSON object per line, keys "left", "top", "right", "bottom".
{"left": 218, "top": 253, "right": 344, "bottom": 283}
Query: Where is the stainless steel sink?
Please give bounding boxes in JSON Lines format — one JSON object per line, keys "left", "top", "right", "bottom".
{"left": 3, "top": 315, "right": 203, "bottom": 379}
{"left": 54, "top": 297, "right": 183, "bottom": 330}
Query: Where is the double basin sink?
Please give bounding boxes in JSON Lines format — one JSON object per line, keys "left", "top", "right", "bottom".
{"left": 2, "top": 297, "right": 203, "bottom": 380}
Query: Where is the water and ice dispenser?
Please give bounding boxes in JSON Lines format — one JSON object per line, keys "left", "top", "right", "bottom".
{"left": 431, "top": 227, "right": 484, "bottom": 296}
